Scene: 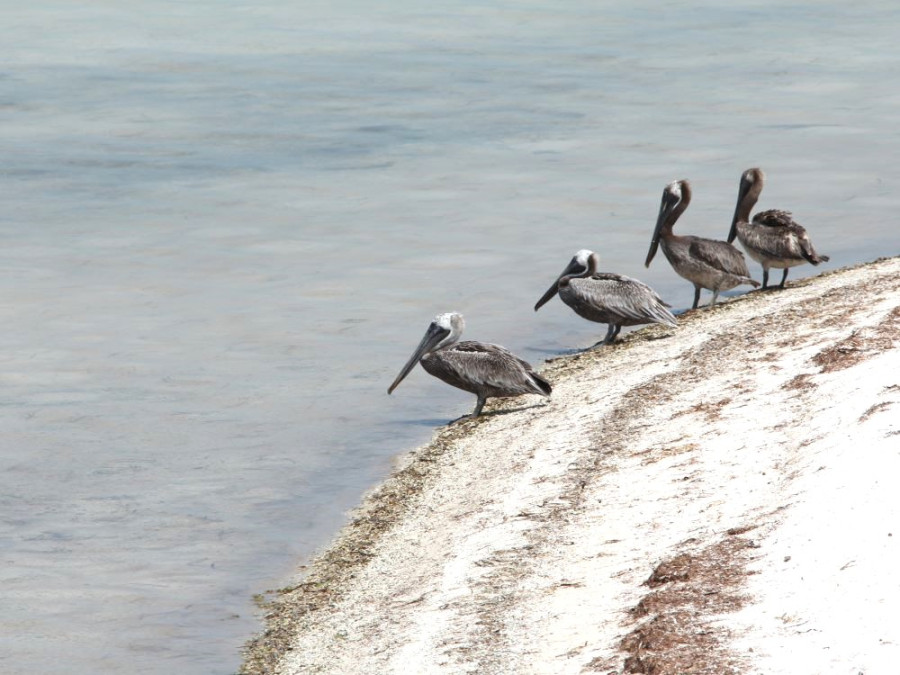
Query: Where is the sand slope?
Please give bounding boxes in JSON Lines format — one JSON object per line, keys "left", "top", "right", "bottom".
{"left": 243, "top": 257, "right": 900, "bottom": 675}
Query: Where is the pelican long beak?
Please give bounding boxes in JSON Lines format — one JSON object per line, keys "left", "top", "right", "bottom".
{"left": 645, "top": 191, "right": 676, "bottom": 268}
{"left": 534, "top": 259, "right": 581, "bottom": 311}
{"left": 728, "top": 177, "right": 751, "bottom": 244}
{"left": 387, "top": 322, "right": 449, "bottom": 394}
{"left": 644, "top": 236, "right": 660, "bottom": 268}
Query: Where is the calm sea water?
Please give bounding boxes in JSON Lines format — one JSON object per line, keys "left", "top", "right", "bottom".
{"left": 2, "top": 1, "right": 898, "bottom": 672}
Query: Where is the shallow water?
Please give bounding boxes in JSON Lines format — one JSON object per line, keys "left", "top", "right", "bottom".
{"left": 1, "top": 1, "right": 898, "bottom": 672}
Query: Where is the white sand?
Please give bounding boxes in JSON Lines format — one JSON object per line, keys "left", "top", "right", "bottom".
{"left": 245, "top": 257, "right": 900, "bottom": 674}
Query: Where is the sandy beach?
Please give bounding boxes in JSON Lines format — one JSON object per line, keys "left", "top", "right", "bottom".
{"left": 242, "top": 257, "right": 900, "bottom": 674}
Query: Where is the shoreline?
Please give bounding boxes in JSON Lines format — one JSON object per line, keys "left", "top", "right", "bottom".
{"left": 242, "top": 257, "right": 900, "bottom": 674}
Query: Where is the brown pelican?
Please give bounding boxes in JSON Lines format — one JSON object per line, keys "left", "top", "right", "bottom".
{"left": 387, "top": 312, "right": 551, "bottom": 418}
{"left": 728, "top": 167, "right": 830, "bottom": 289}
{"left": 534, "top": 249, "right": 677, "bottom": 345}
{"left": 646, "top": 179, "right": 759, "bottom": 309}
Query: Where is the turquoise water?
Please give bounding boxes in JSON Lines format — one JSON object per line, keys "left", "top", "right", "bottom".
{"left": 1, "top": 1, "right": 898, "bottom": 672}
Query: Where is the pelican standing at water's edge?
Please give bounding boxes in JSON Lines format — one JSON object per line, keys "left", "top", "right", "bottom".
{"left": 388, "top": 312, "right": 551, "bottom": 419}
{"left": 534, "top": 249, "right": 677, "bottom": 345}
{"left": 728, "top": 167, "right": 830, "bottom": 289}
{"left": 646, "top": 179, "right": 760, "bottom": 309}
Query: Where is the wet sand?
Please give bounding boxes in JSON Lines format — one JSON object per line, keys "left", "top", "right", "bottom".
{"left": 242, "top": 257, "right": 900, "bottom": 674}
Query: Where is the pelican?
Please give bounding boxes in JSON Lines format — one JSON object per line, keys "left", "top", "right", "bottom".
{"left": 387, "top": 312, "right": 551, "bottom": 419}
{"left": 728, "top": 167, "right": 830, "bottom": 289}
{"left": 534, "top": 249, "right": 676, "bottom": 345}
{"left": 646, "top": 179, "right": 759, "bottom": 309}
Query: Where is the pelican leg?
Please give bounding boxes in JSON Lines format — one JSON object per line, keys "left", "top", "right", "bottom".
{"left": 710, "top": 289, "right": 720, "bottom": 307}
{"left": 762, "top": 269, "right": 769, "bottom": 289}
{"left": 779, "top": 268, "right": 789, "bottom": 288}
{"left": 452, "top": 395, "right": 487, "bottom": 424}
{"left": 471, "top": 395, "right": 487, "bottom": 417}
{"left": 603, "top": 323, "right": 617, "bottom": 344}
{"left": 591, "top": 324, "right": 619, "bottom": 348}
{"left": 692, "top": 286, "right": 701, "bottom": 309}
